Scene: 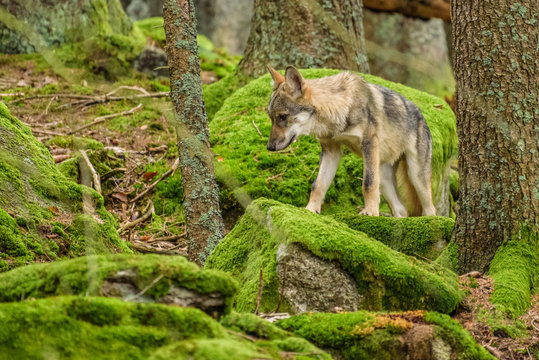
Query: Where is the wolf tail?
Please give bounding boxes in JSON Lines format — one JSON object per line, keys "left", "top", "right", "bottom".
{"left": 395, "top": 158, "right": 423, "bottom": 216}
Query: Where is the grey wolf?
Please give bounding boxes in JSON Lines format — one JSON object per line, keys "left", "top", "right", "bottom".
{"left": 266, "top": 65, "right": 436, "bottom": 217}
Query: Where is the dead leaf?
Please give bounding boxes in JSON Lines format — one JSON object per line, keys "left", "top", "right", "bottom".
{"left": 140, "top": 125, "right": 148, "bottom": 130}
{"left": 112, "top": 192, "right": 129, "bottom": 203}
{"left": 48, "top": 206, "right": 59, "bottom": 215}
{"left": 140, "top": 235, "right": 152, "bottom": 242}
{"left": 217, "top": 156, "right": 224, "bottom": 162}
{"left": 143, "top": 171, "right": 158, "bottom": 181}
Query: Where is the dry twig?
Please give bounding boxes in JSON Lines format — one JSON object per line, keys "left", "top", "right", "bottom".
{"left": 79, "top": 149, "right": 102, "bottom": 195}
{"left": 131, "top": 158, "right": 180, "bottom": 203}
{"left": 119, "top": 200, "right": 155, "bottom": 233}
{"left": 69, "top": 103, "right": 142, "bottom": 134}
{"left": 251, "top": 119, "right": 262, "bottom": 136}
{"left": 124, "top": 274, "right": 165, "bottom": 301}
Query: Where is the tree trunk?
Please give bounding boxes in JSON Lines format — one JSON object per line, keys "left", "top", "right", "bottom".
{"left": 452, "top": 1, "right": 538, "bottom": 273}
{"left": 163, "top": 0, "right": 225, "bottom": 266}
{"left": 238, "top": 0, "right": 369, "bottom": 77}
{"left": 363, "top": 0, "right": 450, "bottom": 22}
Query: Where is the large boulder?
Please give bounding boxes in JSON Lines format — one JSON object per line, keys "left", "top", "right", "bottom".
{"left": 0, "top": 296, "right": 329, "bottom": 359}
{"left": 277, "top": 311, "right": 494, "bottom": 360}
{"left": 210, "top": 69, "right": 457, "bottom": 217}
{"left": 0, "top": 102, "right": 130, "bottom": 271}
{"left": 0, "top": 254, "right": 238, "bottom": 317}
{"left": 206, "top": 199, "right": 462, "bottom": 315}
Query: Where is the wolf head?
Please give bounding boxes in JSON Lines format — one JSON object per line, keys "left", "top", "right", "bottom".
{"left": 266, "top": 65, "right": 315, "bottom": 151}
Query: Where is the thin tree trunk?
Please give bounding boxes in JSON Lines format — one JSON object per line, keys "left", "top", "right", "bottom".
{"left": 238, "top": 0, "right": 369, "bottom": 77}
{"left": 452, "top": 1, "right": 538, "bottom": 273}
{"left": 163, "top": 0, "right": 224, "bottom": 266}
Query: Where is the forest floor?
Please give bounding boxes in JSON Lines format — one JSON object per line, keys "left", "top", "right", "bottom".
{"left": 1, "top": 54, "right": 537, "bottom": 360}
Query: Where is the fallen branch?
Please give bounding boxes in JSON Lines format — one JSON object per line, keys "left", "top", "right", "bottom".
{"left": 119, "top": 200, "right": 155, "bottom": 233}
{"left": 53, "top": 154, "right": 71, "bottom": 164}
{"left": 68, "top": 103, "right": 142, "bottom": 134}
{"left": 79, "top": 149, "right": 101, "bottom": 195}
{"left": 130, "top": 241, "right": 187, "bottom": 255}
{"left": 131, "top": 158, "right": 180, "bottom": 203}
{"left": 65, "top": 92, "right": 169, "bottom": 108}
{"left": 146, "top": 233, "right": 186, "bottom": 243}
{"left": 43, "top": 95, "right": 57, "bottom": 116}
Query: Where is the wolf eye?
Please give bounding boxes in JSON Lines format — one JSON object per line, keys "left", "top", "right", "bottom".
{"left": 278, "top": 114, "right": 287, "bottom": 123}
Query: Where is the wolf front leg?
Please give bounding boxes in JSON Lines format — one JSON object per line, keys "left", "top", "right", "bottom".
{"left": 359, "top": 136, "right": 380, "bottom": 216}
{"left": 306, "top": 142, "right": 341, "bottom": 214}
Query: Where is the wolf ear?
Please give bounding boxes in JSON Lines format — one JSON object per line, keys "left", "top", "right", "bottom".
{"left": 285, "top": 66, "right": 306, "bottom": 98}
{"left": 267, "top": 65, "right": 284, "bottom": 90}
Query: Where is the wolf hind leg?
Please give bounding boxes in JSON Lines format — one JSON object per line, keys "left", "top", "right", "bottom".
{"left": 306, "top": 142, "right": 341, "bottom": 214}
{"left": 404, "top": 151, "right": 436, "bottom": 216}
{"left": 380, "top": 162, "right": 408, "bottom": 217}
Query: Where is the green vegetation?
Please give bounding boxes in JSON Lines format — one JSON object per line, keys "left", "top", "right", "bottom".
{"left": 277, "top": 311, "right": 494, "bottom": 360}
{"left": 0, "top": 296, "right": 328, "bottom": 360}
{"left": 0, "top": 102, "right": 130, "bottom": 271}
{"left": 210, "top": 69, "right": 457, "bottom": 214}
{"left": 488, "top": 226, "right": 538, "bottom": 317}
{"left": 332, "top": 213, "right": 454, "bottom": 259}
{"left": 206, "top": 198, "right": 462, "bottom": 314}
{"left": 0, "top": 254, "right": 237, "bottom": 313}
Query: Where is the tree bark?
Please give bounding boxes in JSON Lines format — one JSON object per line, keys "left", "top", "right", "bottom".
{"left": 163, "top": 0, "right": 224, "bottom": 266}
{"left": 238, "top": 0, "right": 369, "bottom": 77}
{"left": 452, "top": 1, "right": 538, "bottom": 273}
{"left": 363, "top": 0, "right": 450, "bottom": 22}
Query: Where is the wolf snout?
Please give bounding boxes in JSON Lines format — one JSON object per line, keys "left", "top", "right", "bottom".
{"left": 267, "top": 142, "right": 277, "bottom": 151}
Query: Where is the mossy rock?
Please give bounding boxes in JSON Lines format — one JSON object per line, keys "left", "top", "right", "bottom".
{"left": 0, "top": 296, "right": 328, "bottom": 360}
{"left": 0, "top": 0, "right": 145, "bottom": 78}
{"left": 277, "top": 311, "right": 494, "bottom": 360}
{"left": 332, "top": 212, "right": 454, "bottom": 260}
{"left": 206, "top": 198, "right": 462, "bottom": 314}
{"left": 209, "top": 68, "right": 457, "bottom": 216}
{"left": 0, "top": 102, "right": 130, "bottom": 271}
{"left": 0, "top": 254, "right": 238, "bottom": 316}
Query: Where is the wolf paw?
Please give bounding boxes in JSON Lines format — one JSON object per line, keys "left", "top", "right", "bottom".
{"left": 305, "top": 203, "right": 321, "bottom": 214}
{"left": 358, "top": 208, "right": 379, "bottom": 216}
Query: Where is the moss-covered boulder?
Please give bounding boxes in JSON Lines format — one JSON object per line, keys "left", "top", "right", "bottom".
{"left": 0, "top": 296, "right": 328, "bottom": 360}
{"left": 277, "top": 311, "right": 494, "bottom": 360}
{"left": 0, "top": 0, "right": 145, "bottom": 77}
{"left": 332, "top": 213, "right": 454, "bottom": 260}
{"left": 0, "top": 103, "right": 130, "bottom": 271}
{"left": 206, "top": 199, "right": 462, "bottom": 314}
{"left": 209, "top": 69, "right": 457, "bottom": 216}
{"left": 0, "top": 254, "right": 238, "bottom": 316}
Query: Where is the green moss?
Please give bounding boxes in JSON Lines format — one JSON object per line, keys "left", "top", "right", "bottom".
{"left": 476, "top": 308, "right": 529, "bottom": 338}
{"left": 277, "top": 311, "right": 494, "bottom": 360}
{"left": 331, "top": 213, "right": 454, "bottom": 259}
{"left": 47, "top": 135, "right": 104, "bottom": 151}
{"left": 206, "top": 199, "right": 462, "bottom": 314}
{"left": 435, "top": 242, "right": 458, "bottom": 272}
{"left": 209, "top": 69, "right": 457, "bottom": 215}
{"left": 0, "top": 296, "right": 327, "bottom": 360}
{"left": 0, "top": 208, "right": 29, "bottom": 258}
{"left": 449, "top": 170, "right": 459, "bottom": 200}
{"left": 0, "top": 103, "right": 130, "bottom": 271}
{"left": 57, "top": 157, "right": 80, "bottom": 182}
{"left": 203, "top": 73, "right": 252, "bottom": 121}
{"left": 0, "top": 296, "right": 224, "bottom": 359}
{"left": 488, "top": 226, "right": 538, "bottom": 317}
{"left": 0, "top": 254, "right": 237, "bottom": 311}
